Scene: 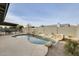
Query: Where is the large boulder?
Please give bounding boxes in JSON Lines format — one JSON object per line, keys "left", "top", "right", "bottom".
{"left": 55, "top": 34, "right": 64, "bottom": 41}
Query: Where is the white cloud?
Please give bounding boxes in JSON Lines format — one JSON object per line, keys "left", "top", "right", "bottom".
{"left": 5, "top": 12, "right": 50, "bottom": 26}
{"left": 5, "top": 12, "right": 29, "bottom": 26}
{"left": 4, "top": 12, "right": 61, "bottom": 26}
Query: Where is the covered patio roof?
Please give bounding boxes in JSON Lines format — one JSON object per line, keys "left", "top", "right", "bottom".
{"left": 0, "top": 22, "right": 18, "bottom": 26}
{"left": 0, "top": 3, "right": 18, "bottom": 26}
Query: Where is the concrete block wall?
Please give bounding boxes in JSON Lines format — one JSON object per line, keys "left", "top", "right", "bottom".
{"left": 58, "top": 26, "right": 77, "bottom": 37}
{"left": 35, "top": 26, "right": 57, "bottom": 35}
{"left": 22, "top": 24, "right": 78, "bottom": 37}
{"left": 76, "top": 26, "right": 79, "bottom": 38}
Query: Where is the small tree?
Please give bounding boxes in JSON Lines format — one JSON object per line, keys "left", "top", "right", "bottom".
{"left": 16, "top": 25, "right": 24, "bottom": 32}
{"left": 40, "top": 25, "right": 45, "bottom": 27}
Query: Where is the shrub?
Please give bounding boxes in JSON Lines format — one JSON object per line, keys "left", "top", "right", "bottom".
{"left": 64, "top": 39, "right": 79, "bottom": 56}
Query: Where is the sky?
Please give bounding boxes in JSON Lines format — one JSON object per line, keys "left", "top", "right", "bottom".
{"left": 5, "top": 3, "right": 79, "bottom": 26}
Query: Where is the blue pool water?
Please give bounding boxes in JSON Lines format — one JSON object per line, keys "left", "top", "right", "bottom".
{"left": 15, "top": 35, "right": 49, "bottom": 45}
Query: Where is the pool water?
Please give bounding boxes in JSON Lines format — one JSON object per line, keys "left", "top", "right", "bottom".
{"left": 15, "top": 35, "right": 49, "bottom": 45}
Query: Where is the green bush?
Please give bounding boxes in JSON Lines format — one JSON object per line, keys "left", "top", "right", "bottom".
{"left": 64, "top": 39, "right": 79, "bottom": 56}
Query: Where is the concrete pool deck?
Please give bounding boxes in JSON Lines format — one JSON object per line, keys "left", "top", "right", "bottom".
{"left": 0, "top": 35, "right": 48, "bottom": 56}
{"left": 47, "top": 41, "right": 66, "bottom": 56}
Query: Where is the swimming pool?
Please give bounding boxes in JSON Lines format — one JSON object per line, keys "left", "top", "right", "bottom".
{"left": 15, "top": 35, "right": 50, "bottom": 45}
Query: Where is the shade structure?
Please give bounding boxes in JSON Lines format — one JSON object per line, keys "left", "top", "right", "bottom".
{"left": 0, "top": 22, "right": 18, "bottom": 26}
{"left": 0, "top": 3, "right": 9, "bottom": 22}
{"left": 0, "top": 3, "right": 18, "bottom": 26}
